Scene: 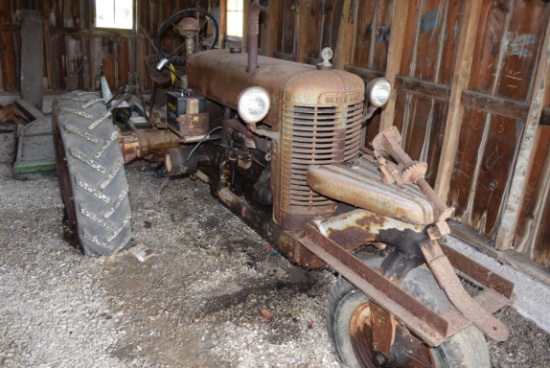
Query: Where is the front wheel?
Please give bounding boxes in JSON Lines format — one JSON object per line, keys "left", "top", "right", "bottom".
{"left": 328, "top": 258, "right": 490, "bottom": 367}
{"left": 52, "top": 92, "right": 132, "bottom": 256}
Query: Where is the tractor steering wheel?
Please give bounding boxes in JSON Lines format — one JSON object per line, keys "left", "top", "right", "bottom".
{"left": 155, "top": 8, "right": 219, "bottom": 61}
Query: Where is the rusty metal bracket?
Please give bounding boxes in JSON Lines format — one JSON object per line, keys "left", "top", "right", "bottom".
{"left": 301, "top": 222, "right": 514, "bottom": 346}
{"left": 301, "top": 223, "right": 471, "bottom": 347}
{"left": 372, "top": 126, "right": 455, "bottom": 222}
{"left": 420, "top": 235, "right": 510, "bottom": 341}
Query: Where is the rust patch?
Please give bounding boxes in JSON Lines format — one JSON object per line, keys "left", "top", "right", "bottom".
{"left": 327, "top": 227, "right": 376, "bottom": 251}
{"left": 356, "top": 211, "right": 386, "bottom": 228}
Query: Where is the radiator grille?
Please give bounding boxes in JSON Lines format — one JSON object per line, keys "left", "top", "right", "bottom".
{"left": 280, "top": 102, "right": 363, "bottom": 209}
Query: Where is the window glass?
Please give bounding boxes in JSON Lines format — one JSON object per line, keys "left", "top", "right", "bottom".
{"left": 96, "top": 0, "right": 133, "bottom": 29}
{"left": 227, "top": 0, "right": 243, "bottom": 37}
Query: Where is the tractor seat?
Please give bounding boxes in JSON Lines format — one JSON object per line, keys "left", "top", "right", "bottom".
{"left": 307, "top": 156, "right": 434, "bottom": 225}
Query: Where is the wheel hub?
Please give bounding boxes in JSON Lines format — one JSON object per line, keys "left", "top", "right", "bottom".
{"left": 350, "top": 301, "right": 435, "bottom": 368}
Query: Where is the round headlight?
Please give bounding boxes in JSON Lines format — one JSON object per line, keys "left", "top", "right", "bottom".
{"left": 366, "top": 78, "right": 391, "bottom": 107}
{"left": 237, "top": 87, "right": 270, "bottom": 124}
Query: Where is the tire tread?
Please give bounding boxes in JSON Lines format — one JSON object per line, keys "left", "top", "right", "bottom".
{"left": 53, "top": 92, "right": 131, "bottom": 256}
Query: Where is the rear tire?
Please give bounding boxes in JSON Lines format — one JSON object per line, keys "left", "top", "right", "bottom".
{"left": 328, "top": 258, "right": 490, "bottom": 367}
{"left": 52, "top": 92, "right": 131, "bottom": 256}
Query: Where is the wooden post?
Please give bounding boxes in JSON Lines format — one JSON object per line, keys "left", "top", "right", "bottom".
{"left": 378, "top": 0, "right": 410, "bottom": 131}
{"left": 20, "top": 10, "right": 44, "bottom": 110}
{"left": 433, "top": 0, "right": 483, "bottom": 200}
{"left": 135, "top": 0, "right": 145, "bottom": 91}
{"left": 333, "top": 0, "right": 356, "bottom": 70}
{"left": 295, "top": 0, "right": 311, "bottom": 63}
{"left": 264, "top": 0, "right": 281, "bottom": 57}
{"left": 219, "top": 0, "right": 227, "bottom": 49}
{"left": 88, "top": 0, "right": 95, "bottom": 91}
{"left": 42, "top": 4, "right": 53, "bottom": 90}
{"left": 242, "top": 1, "right": 249, "bottom": 53}
{"left": 496, "top": 18, "right": 550, "bottom": 250}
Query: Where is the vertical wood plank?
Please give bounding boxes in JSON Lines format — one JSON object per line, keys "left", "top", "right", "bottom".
{"left": 264, "top": 0, "right": 280, "bottom": 57}
{"left": 371, "top": 0, "right": 393, "bottom": 72}
{"left": 20, "top": 10, "right": 43, "bottom": 108}
{"left": 496, "top": 0, "right": 548, "bottom": 102}
{"left": 218, "top": 0, "right": 226, "bottom": 49}
{"left": 468, "top": 1, "right": 509, "bottom": 96}
{"left": 295, "top": 0, "right": 311, "bottom": 63}
{"left": 0, "top": 0, "right": 11, "bottom": 25}
{"left": 433, "top": 0, "right": 483, "bottom": 200}
{"left": 412, "top": 0, "right": 444, "bottom": 82}
{"left": 136, "top": 0, "right": 146, "bottom": 90}
{"left": 448, "top": 109, "right": 487, "bottom": 221}
{"left": 378, "top": 0, "right": 410, "bottom": 130}
{"left": 0, "top": 31, "right": 17, "bottom": 89}
{"left": 496, "top": 17, "right": 550, "bottom": 250}
{"left": 472, "top": 115, "right": 522, "bottom": 237}
{"left": 0, "top": 1, "right": 17, "bottom": 90}
{"left": 42, "top": 2, "right": 52, "bottom": 89}
{"left": 438, "top": 0, "right": 462, "bottom": 85}
{"left": 532, "top": 188, "right": 550, "bottom": 267}
{"left": 514, "top": 126, "right": 550, "bottom": 264}
{"left": 281, "top": 0, "right": 297, "bottom": 55}
{"left": 88, "top": 0, "right": 94, "bottom": 90}
{"left": 118, "top": 38, "right": 131, "bottom": 87}
{"left": 352, "top": 0, "right": 376, "bottom": 68}
{"left": 333, "top": 0, "right": 356, "bottom": 69}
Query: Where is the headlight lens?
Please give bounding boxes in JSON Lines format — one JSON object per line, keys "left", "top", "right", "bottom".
{"left": 366, "top": 78, "right": 391, "bottom": 107}
{"left": 237, "top": 87, "right": 270, "bottom": 124}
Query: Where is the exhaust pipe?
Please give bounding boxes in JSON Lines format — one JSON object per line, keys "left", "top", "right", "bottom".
{"left": 247, "top": 0, "right": 262, "bottom": 72}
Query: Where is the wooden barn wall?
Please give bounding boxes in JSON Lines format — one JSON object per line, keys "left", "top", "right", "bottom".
{"left": 259, "top": 0, "right": 343, "bottom": 65}
{"left": 274, "top": 0, "right": 550, "bottom": 266}
{"left": 0, "top": 0, "right": 216, "bottom": 93}
{"left": 0, "top": 0, "right": 549, "bottom": 266}
{"left": 449, "top": 0, "right": 549, "bottom": 242}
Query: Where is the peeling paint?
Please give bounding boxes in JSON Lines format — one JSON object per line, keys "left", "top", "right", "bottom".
{"left": 420, "top": 8, "right": 441, "bottom": 33}
{"left": 505, "top": 32, "right": 537, "bottom": 58}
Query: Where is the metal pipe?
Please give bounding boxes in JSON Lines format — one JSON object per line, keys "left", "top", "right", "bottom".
{"left": 247, "top": 0, "right": 262, "bottom": 72}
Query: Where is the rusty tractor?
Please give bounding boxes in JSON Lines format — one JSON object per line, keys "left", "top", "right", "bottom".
{"left": 52, "top": 2, "right": 514, "bottom": 367}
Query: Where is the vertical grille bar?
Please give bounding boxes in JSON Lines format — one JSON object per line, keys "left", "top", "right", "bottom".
{"left": 280, "top": 101, "right": 364, "bottom": 211}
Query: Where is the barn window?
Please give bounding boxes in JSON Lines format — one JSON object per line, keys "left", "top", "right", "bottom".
{"left": 227, "top": 0, "right": 244, "bottom": 37}
{"left": 95, "top": 0, "right": 133, "bottom": 29}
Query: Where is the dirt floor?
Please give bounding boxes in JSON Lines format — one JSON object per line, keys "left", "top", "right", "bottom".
{"left": 1, "top": 123, "right": 549, "bottom": 367}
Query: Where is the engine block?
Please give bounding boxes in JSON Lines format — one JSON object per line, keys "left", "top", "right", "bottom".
{"left": 188, "top": 49, "right": 365, "bottom": 230}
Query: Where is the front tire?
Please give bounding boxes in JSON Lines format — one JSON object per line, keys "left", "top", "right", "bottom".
{"left": 328, "top": 258, "right": 490, "bottom": 367}
{"left": 52, "top": 92, "right": 131, "bottom": 256}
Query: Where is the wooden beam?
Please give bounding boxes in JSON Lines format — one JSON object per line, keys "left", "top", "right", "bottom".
{"left": 378, "top": 0, "right": 410, "bottom": 130}
{"left": 334, "top": 0, "right": 357, "bottom": 70}
{"left": 345, "top": 65, "right": 385, "bottom": 80}
{"left": 396, "top": 76, "right": 451, "bottom": 102}
{"left": 273, "top": 51, "right": 297, "bottom": 62}
{"left": 15, "top": 99, "right": 46, "bottom": 120}
{"left": 496, "top": 17, "right": 550, "bottom": 250}
{"left": 0, "top": 25, "right": 19, "bottom": 31}
{"left": 461, "top": 90, "right": 529, "bottom": 121}
{"left": 433, "top": 0, "right": 484, "bottom": 200}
